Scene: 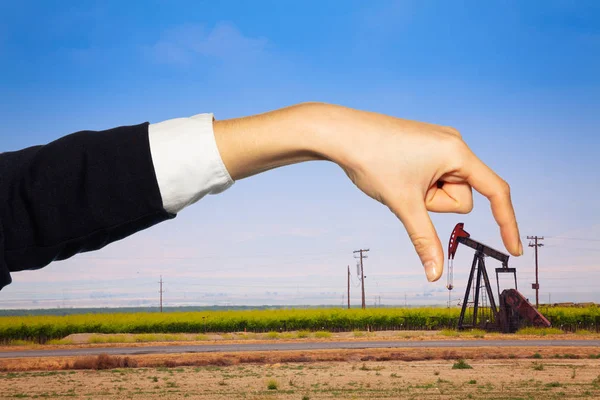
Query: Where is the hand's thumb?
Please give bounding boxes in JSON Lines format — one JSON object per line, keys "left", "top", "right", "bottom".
{"left": 394, "top": 196, "right": 444, "bottom": 282}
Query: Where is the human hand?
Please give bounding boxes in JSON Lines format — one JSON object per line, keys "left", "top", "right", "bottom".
{"left": 214, "top": 102, "right": 522, "bottom": 282}
{"left": 310, "top": 104, "right": 522, "bottom": 281}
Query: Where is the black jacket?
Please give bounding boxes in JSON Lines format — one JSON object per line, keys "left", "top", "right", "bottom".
{"left": 0, "top": 123, "right": 174, "bottom": 290}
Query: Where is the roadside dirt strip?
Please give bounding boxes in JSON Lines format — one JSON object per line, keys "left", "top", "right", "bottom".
{"left": 1, "top": 340, "right": 599, "bottom": 372}
{"left": 1, "top": 339, "right": 600, "bottom": 358}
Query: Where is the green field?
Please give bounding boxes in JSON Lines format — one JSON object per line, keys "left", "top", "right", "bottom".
{"left": 1, "top": 306, "right": 598, "bottom": 343}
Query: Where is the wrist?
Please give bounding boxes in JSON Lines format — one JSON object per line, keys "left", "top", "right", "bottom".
{"left": 214, "top": 102, "right": 336, "bottom": 180}
{"left": 299, "top": 102, "right": 358, "bottom": 169}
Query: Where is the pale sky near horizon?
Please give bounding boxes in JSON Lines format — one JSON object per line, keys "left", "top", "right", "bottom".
{"left": 1, "top": 1, "right": 599, "bottom": 309}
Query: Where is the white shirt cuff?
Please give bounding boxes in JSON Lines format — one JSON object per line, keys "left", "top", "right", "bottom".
{"left": 148, "top": 113, "right": 234, "bottom": 214}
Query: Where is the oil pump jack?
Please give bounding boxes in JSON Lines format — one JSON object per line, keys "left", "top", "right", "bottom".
{"left": 446, "top": 223, "right": 551, "bottom": 333}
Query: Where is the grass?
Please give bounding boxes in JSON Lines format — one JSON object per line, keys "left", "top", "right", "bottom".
{"left": 265, "top": 331, "right": 280, "bottom": 340}
{"left": 358, "top": 363, "right": 385, "bottom": 371}
{"left": 87, "top": 334, "right": 188, "bottom": 344}
{"left": 68, "top": 354, "right": 138, "bottom": 370}
{"left": 439, "top": 328, "right": 486, "bottom": 338}
{"left": 4, "top": 362, "right": 600, "bottom": 399}
{"left": 237, "top": 333, "right": 257, "bottom": 340}
{"left": 267, "top": 379, "right": 278, "bottom": 390}
{"left": 532, "top": 362, "right": 545, "bottom": 371}
{"left": 6, "top": 340, "right": 37, "bottom": 346}
{"left": 464, "top": 329, "right": 486, "bottom": 338}
{"left": 46, "top": 338, "right": 74, "bottom": 345}
{"left": 452, "top": 359, "right": 473, "bottom": 370}
{"left": 136, "top": 334, "right": 185, "bottom": 342}
{"left": 314, "top": 331, "right": 332, "bottom": 339}
{"left": 88, "top": 335, "right": 133, "bottom": 344}
{"left": 532, "top": 352, "right": 543, "bottom": 359}
{"left": 517, "top": 327, "right": 564, "bottom": 336}
{"left": 439, "top": 329, "right": 459, "bottom": 337}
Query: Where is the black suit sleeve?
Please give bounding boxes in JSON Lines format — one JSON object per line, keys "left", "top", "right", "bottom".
{"left": 0, "top": 123, "right": 175, "bottom": 291}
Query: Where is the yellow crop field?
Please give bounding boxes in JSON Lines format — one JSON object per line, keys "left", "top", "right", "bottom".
{"left": 0, "top": 306, "right": 597, "bottom": 343}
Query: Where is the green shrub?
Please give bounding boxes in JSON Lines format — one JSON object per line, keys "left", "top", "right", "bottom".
{"left": 267, "top": 379, "right": 278, "bottom": 390}
{"left": 452, "top": 359, "right": 473, "bottom": 370}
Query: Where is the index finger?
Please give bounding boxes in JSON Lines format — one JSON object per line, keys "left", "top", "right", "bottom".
{"left": 465, "top": 152, "right": 523, "bottom": 257}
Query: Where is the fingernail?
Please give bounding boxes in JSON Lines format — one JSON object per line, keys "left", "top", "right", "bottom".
{"left": 423, "top": 261, "right": 438, "bottom": 282}
{"left": 518, "top": 241, "right": 524, "bottom": 256}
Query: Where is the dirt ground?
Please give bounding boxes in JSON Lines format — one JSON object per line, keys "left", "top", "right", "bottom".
{"left": 1, "top": 333, "right": 600, "bottom": 399}
{"left": 1, "top": 357, "right": 599, "bottom": 399}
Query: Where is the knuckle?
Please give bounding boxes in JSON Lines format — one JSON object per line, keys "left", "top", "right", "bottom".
{"left": 443, "top": 134, "right": 466, "bottom": 152}
{"left": 443, "top": 126, "right": 462, "bottom": 138}
{"left": 500, "top": 180, "right": 511, "bottom": 196}
{"left": 409, "top": 234, "right": 432, "bottom": 254}
{"left": 441, "top": 135, "right": 468, "bottom": 169}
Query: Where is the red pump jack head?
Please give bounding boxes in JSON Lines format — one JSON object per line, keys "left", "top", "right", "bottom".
{"left": 448, "top": 223, "right": 470, "bottom": 260}
{"left": 446, "top": 223, "right": 470, "bottom": 291}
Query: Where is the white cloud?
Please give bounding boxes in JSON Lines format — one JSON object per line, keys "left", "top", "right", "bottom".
{"left": 147, "top": 22, "right": 268, "bottom": 67}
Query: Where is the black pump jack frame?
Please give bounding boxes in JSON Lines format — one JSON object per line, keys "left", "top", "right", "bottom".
{"left": 456, "top": 237, "right": 517, "bottom": 330}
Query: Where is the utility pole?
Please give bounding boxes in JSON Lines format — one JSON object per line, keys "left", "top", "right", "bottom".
{"left": 159, "top": 276, "right": 164, "bottom": 312}
{"left": 353, "top": 249, "right": 369, "bottom": 309}
{"left": 528, "top": 236, "right": 544, "bottom": 308}
{"left": 347, "top": 265, "right": 351, "bottom": 309}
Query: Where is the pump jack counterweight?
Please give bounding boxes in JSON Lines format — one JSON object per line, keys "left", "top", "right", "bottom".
{"left": 447, "top": 223, "right": 551, "bottom": 332}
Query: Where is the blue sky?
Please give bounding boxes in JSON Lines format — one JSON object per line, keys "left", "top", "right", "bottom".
{"left": 1, "top": 0, "right": 599, "bottom": 308}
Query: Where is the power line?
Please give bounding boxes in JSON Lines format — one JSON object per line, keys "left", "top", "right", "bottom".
{"left": 545, "top": 236, "right": 600, "bottom": 242}
{"left": 543, "top": 244, "right": 600, "bottom": 252}
{"left": 527, "top": 236, "right": 544, "bottom": 309}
